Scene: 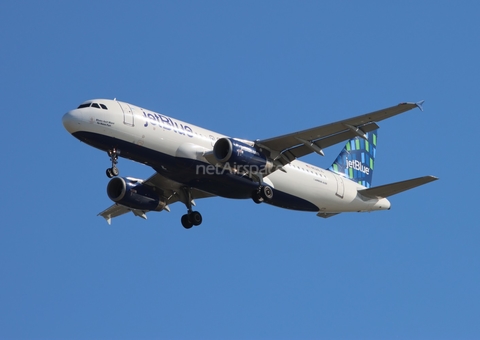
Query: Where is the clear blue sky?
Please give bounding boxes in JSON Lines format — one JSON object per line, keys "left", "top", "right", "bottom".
{"left": 1, "top": 1, "right": 478, "bottom": 339}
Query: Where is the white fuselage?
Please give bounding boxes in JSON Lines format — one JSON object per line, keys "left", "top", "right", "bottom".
{"left": 62, "top": 99, "right": 391, "bottom": 215}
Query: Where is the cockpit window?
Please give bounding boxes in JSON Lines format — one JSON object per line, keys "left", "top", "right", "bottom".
{"left": 77, "top": 102, "right": 108, "bottom": 110}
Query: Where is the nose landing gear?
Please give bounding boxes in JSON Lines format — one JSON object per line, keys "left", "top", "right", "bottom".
{"left": 106, "top": 148, "right": 120, "bottom": 178}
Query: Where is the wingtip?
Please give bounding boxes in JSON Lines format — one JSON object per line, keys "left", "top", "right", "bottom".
{"left": 422, "top": 175, "right": 439, "bottom": 183}
{"left": 98, "top": 213, "right": 112, "bottom": 225}
{"left": 415, "top": 100, "right": 425, "bottom": 111}
{"left": 399, "top": 100, "right": 425, "bottom": 111}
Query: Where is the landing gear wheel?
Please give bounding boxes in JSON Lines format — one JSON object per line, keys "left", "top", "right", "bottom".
{"left": 180, "top": 187, "right": 204, "bottom": 229}
{"left": 181, "top": 214, "right": 193, "bottom": 229}
{"left": 105, "top": 148, "right": 120, "bottom": 178}
{"left": 260, "top": 185, "right": 273, "bottom": 201}
{"left": 106, "top": 168, "right": 113, "bottom": 178}
{"left": 188, "top": 211, "right": 203, "bottom": 226}
{"left": 252, "top": 191, "right": 264, "bottom": 204}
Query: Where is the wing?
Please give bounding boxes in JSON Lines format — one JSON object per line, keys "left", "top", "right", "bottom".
{"left": 255, "top": 101, "right": 424, "bottom": 166}
{"left": 98, "top": 172, "right": 215, "bottom": 224}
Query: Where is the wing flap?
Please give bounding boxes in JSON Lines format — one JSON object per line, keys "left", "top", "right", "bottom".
{"left": 98, "top": 172, "right": 216, "bottom": 224}
{"left": 144, "top": 172, "right": 214, "bottom": 204}
{"left": 256, "top": 102, "right": 420, "bottom": 163}
{"left": 276, "top": 122, "right": 380, "bottom": 164}
{"left": 98, "top": 204, "right": 133, "bottom": 224}
{"left": 358, "top": 175, "right": 438, "bottom": 199}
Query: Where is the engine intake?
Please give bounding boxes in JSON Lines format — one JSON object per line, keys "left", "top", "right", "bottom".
{"left": 213, "top": 137, "right": 272, "bottom": 174}
{"left": 107, "top": 177, "right": 167, "bottom": 211}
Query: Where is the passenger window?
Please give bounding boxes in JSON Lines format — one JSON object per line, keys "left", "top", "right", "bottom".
{"left": 100, "top": 104, "right": 108, "bottom": 110}
{"left": 77, "top": 103, "right": 91, "bottom": 109}
{"left": 91, "top": 103, "right": 100, "bottom": 108}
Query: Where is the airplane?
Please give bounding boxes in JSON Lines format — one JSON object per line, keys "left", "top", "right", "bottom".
{"left": 62, "top": 99, "right": 438, "bottom": 229}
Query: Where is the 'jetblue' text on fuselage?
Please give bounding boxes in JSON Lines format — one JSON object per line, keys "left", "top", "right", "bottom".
{"left": 142, "top": 111, "right": 194, "bottom": 137}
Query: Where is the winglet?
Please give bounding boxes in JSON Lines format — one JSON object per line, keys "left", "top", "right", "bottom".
{"left": 415, "top": 100, "right": 425, "bottom": 112}
{"left": 103, "top": 215, "right": 112, "bottom": 225}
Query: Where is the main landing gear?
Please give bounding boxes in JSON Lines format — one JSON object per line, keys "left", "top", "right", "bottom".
{"left": 181, "top": 187, "right": 203, "bottom": 229}
{"left": 252, "top": 185, "right": 274, "bottom": 204}
{"left": 106, "top": 148, "right": 120, "bottom": 178}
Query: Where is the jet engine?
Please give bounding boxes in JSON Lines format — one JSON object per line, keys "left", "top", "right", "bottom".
{"left": 106, "top": 177, "right": 167, "bottom": 211}
{"left": 213, "top": 138, "right": 273, "bottom": 173}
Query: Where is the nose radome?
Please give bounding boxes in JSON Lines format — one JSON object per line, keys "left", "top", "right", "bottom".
{"left": 62, "top": 109, "right": 83, "bottom": 134}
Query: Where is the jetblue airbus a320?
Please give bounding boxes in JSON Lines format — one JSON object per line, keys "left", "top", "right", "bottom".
{"left": 62, "top": 99, "right": 437, "bottom": 228}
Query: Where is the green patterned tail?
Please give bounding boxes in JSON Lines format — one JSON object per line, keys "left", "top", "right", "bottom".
{"left": 329, "top": 130, "right": 378, "bottom": 188}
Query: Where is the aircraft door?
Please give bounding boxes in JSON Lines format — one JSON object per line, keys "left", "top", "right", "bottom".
{"left": 117, "top": 101, "right": 135, "bottom": 126}
{"left": 334, "top": 175, "right": 344, "bottom": 198}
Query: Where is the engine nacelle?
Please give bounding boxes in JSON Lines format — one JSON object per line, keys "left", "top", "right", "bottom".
{"left": 213, "top": 137, "right": 272, "bottom": 174}
{"left": 106, "top": 177, "right": 167, "bottom": 211}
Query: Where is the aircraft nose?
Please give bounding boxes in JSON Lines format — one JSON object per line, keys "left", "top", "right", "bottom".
{"left": 62, "top": 109, "right": 83, "bottom": 133}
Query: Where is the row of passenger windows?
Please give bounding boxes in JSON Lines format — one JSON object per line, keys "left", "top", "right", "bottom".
{"left": 77, "top": 102, "right": 108, "bottom": 110}
{"left": 290, "top": 164, "right": 327, "bottom": 178}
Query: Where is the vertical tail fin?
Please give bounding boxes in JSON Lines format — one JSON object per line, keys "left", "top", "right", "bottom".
{"left": 328, "top": 130, "right": 378, "bottom": 188}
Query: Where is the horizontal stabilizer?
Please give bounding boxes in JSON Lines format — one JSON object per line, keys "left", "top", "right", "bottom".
{"left": 358, "top": 175, "right": 438, "bottom": 199}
